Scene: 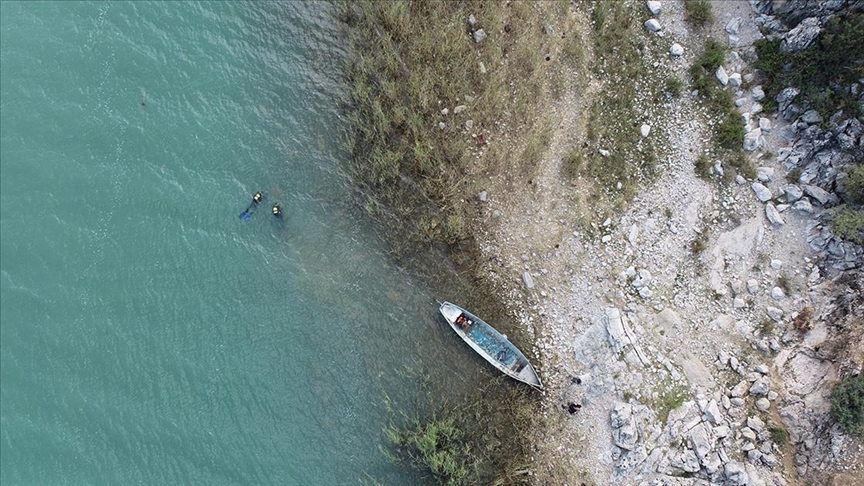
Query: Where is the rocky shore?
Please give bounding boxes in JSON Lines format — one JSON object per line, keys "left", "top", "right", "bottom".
{"left": 463, "top": 1, "right": 863, "bottom": 484}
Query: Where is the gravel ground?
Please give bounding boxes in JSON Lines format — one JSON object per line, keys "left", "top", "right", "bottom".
{"left": 465, "top": 1, "right": 863, "bottom": 484}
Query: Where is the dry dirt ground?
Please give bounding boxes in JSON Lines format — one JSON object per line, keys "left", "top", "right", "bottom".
{"left": 464, "top": 1, "right": 862, "bottom": 485}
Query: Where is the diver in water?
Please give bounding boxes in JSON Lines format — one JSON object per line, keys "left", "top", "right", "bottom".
{"left": 272, "top": 203, "right": 282, "bottom": 217}
{"left": 239, "top": 192, "right": 264, "bottom": 221}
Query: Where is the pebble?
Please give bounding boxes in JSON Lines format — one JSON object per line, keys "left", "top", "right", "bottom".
{"left": 640, "top": 124, "right": 651, "bottom": 137}
{"left": 771, "top": 287, "right": 785, "bottom": 300}
{"left": 716, "top": 66, "right": 729, "bottom": 86}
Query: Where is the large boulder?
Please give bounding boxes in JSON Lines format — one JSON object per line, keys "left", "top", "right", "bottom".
{"left": 752, "top": 182, "right": 773, "bottom": 202}
{"left": 613, "top": 423, "right": 638, "bottom": 450}
{"left": 781, "top": 17, "right": 822, "bottom": 53}
{"left": 724, "top": 460, "right": 749, "bottom": 485}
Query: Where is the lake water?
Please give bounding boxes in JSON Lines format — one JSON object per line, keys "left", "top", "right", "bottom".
{"left": 0, "top": 2, "right": 496, "bottom": 484}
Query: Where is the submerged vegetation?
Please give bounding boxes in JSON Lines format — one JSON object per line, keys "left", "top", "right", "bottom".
{"left": 382, "top": 380, "right": 542, "bottom": 485}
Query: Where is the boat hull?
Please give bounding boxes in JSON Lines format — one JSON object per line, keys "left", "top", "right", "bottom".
{"left": 439, "top": 302, "right": 542, "bottom": 389}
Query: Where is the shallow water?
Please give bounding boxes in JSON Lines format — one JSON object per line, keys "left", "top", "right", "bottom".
{"left": 0, "top": 2, "right": 497, "bottom": 484}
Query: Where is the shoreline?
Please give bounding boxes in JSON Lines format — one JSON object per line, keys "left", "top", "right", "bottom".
{"left": 341, "top": 0, "right": 864, "bottom": 484}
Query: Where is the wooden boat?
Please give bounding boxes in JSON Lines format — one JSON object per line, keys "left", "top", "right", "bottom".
{"left": 439, "top": 301, "right": 542, "bottom": 389}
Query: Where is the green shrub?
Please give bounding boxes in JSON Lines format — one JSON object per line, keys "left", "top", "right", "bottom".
{"left": 689, "top": 231, "right": 708, "bottom": 254}
{"left": 684, "top": 0, "right": 713, "bottom": 27}
{"left": 655, "top": 383, "right": 689, "bottom": 425}
{"left": 769, "top": 425, "right": 789, "bottom": 445}
{"left": 562, "top": 150, "right": 584, "bottom": 178}
{"left": 830, "top": 375, "right": 864, "bottom": 437}
{"left": 846, "top": 164, "right": 864, "bottom": 204}
{"left": 832, "top": 207, "right": 864, "bottom": 245}
{"left": 694, "top": 154, "right": 712, "bottom": 180}
{"left": 714, "top": 108, "right": 745, "bottom": 151}
{"left": 753, "top": 14, "right": 864, "bottom": 118}
{"left": 757, "top": 319, "right": 775, "bottom": 336}
{"left": 665, "top": 76, "right": 684, "bottom": 97}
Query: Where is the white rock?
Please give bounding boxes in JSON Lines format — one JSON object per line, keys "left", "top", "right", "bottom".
{"left": 744, "top": 127, "right": 762, "bottom": 152}
{"left": 766, "top": 203, "right": 785, "bottom": 226}
{"left": 793, "top": 198, "right": 814, "bottom": 213}
{"left": 631, "top": 269, "right": 652, "bottom": 288}
{"left": 441, "top": 108, "right": 449, "bottom": 116}
{"left": 602, "top": 235, "right": 612, "bottom": 243}
{"left": 770, "top": 259, "right": 783, "bottom": 270}
{"left": 670, "top": 43, "right": 684, "bottom": 56}
{"left": 522, "top": 271, "right": 535, "bottom": 289}
{"left": 729, "top": 72, "right": 742, "bottom": 88}
{"left": 646, "top": 0, "right": 662, "bottom": 15}
{"left": 751, "top": 182, "right": 772, "bottom": 202}
{"left": 735, "top": 175, "right": 746, "bottom": 185}
{"left": 724, "top": 460, "right": 749, "bottom": 486}
{"left": 732, "top": 380, "right": 750, "bottom": 398}
{"left": 756, "top": 398, "right": 771, "bottom": 412}
{"left": 766, "top": 306, "right": 783, "bottom": 322}
{"left": 771, "top": 286, "right": 785, "bottom": 300}
{"left": 725, "top": 17, "right": 742, "bottom": 35}
{"left": 747, "top": 279, "right": 759, "bottom": 294}
{"left": 644, "top": 19, "right": 661, "bottom": 32}
{"left": 716, "top": 66, "right": 729, "bottom": 86}
{"left": 758, "top": 117, "right": 772, "bottom": 133}
{"left": 478, "top": 190, "right": 487, "bottom": 202}
{"left": 751, "top": 102, "right": 763, "bottom": 114}
{"left": 453, "top": 104, "right": 467, "bottom": 114}
{"left": 752, "top": 85, "right": 765, "bottom": 101}
{"left": 640, "top": 124, "right": 651, "bottom": 137}
{"left": 702, "top": 399, "right": 722, "bottom": 425}
{"left": 438, "top": 122, "right": 446, "bottom": 130}
{"left": 465, "top": 119, "right": 473, "bottom": 129}
{"left": 802, "top": 184, "right": 835, "bottom": 205}
{"left": 473, "top": 29, "right": 486, "bottom": 43}
{"left": 757, "top": 166, "right": 774, "bottom": 182}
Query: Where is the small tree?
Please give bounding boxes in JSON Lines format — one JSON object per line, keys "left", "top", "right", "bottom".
{"left": 830, "top": 375, "right": 864, "bottom": 437}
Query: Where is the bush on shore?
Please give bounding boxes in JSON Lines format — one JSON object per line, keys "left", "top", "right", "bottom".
{"left": 753, "top": 14, "right": 864, "bottom": 118}
{"left": 830, "top": 375, "right": 864, "bottom": 437}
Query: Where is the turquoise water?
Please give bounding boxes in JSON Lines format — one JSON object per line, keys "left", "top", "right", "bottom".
{"left": 0, "top": 2, "right": 493, "bottom": 484}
